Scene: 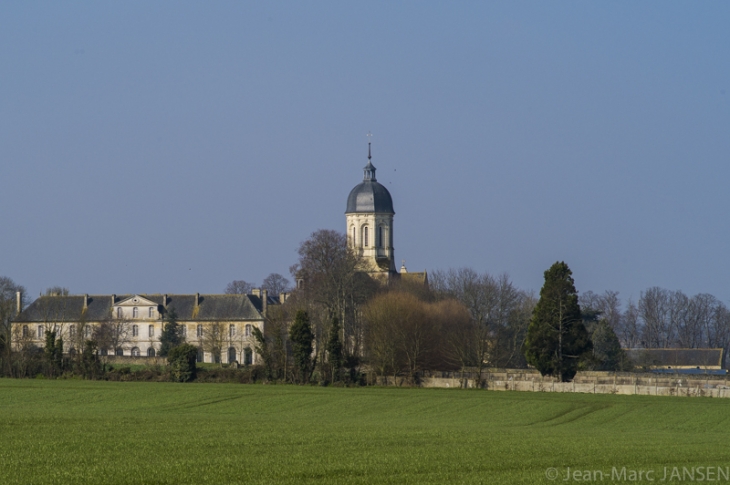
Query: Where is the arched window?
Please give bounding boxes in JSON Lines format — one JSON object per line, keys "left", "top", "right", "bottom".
{"left": 351, "top": 226, "right": 356, "bottom": 246}
{"left": 147, "top": 347, "right": 156, "bottom": 357}
{"left": 132, "top": 325, "right": 139, "bottom": 337}
{"left": 228, "top": 347, "right": 237, "bottom": 363}
{"left": 364, "top": 226, "right": 369, "bottom": 247}
{"left": 196, "top": 347, "right": 204, "bottom": 363}
{"left": 148, "top": 307, "right": 155, "bottom": 318}
{"left": 115, "top": 347, "right": 123, "bottom": 356}
{"left": 378, "top": 226, "right": 383, "bottom": 247}
{"left": 116, "top": 307, "right": 122, "bottom": 319}
{"left": 245, "top": 324, "right": 252, "bottom": 337}
{"left": 148, "top": 325, "right": 154, "bottom": 337}
{"left": 131, "top": 347, "right": 140, "bottom": 357}
{"left": 244, "top": 348, "right": 253, "bottom": 366}
{"left": 132, "top": 307, "right": 138, "bottom": 318}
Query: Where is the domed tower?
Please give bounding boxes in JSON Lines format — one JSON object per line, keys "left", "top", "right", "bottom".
{"left": 346, "top": 142, "right": 396, "bottom": 278}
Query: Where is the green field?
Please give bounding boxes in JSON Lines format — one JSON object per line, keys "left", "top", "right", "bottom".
{"left": 1, "top": 380, "right": 728, "bottom": 484}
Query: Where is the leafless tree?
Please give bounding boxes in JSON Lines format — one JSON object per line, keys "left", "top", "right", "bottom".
{"left": 639, "top": 287, "right": 674, "bottom": 348}
{"left": 262, "top": 273, "right": 291, "bottom": 297}
{"left": 94, "top": 314, "right": 132, "bottom": 356}
{"left": 0, "top": 276, "right": 27, "bottom": 376}
{"left": 620, "top": 299, "right": 642, "bottom": 348}
{"left": 225, "top": 280, "right": 254, "bottom": 295}
{"left": 45, "top": 286, "right": 69, "bottom": 296}
{"left": 201, "top": 322, "right": 225, "bottom": 365}
{"left": 290, "top": 229, "right": 376, "bottom": 364}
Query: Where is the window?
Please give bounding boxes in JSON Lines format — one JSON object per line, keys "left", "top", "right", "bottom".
{"left": 147, "top": 347, "right": 156, "bottom": 357}
{"left": 244, "top": 347, "right": 253, "bottom": 366}
{"left": 196, "top": 324, "right": 203, "bottom": 338}
{"left": 148, "top": 325, "right": 154, "bottom": 337}
{"left": 132, "top": 325, "right": 139, "bottom": 337}
{"left": 245, "top": 324, "right": 252, "bottom": 337}
{"left": 37, "top": 325, "right": 43, "bottom": 339}
{"left": 100, "top": 348, "right": 108, "bottom": 356}
{"left": 196, "top": 347, "right": 204, "bottom": 363}
{"left": 229, "top": 324, "right": 236, "bottom": 338}
{"left": 69, "top": 325, "right": 76, "bottom": 339}
{"left": 116, "top": 307, "right": 122, "bottom": 319}
{"left": 378, "top": 226, "right": 383, "bottom": 247}
{"left": 84, "top": 325, "right": 92, "bottom": 338}
{"left": 364, "top": 226, "right": 369, "bottom": 247}
{"left": 115, "top": 347, "right": 123, "bottom": 356}
{"left": 148, "top": 307, "right": 154, "bottom": 318}
{"left": 131, "top": 347, "right": 140, "bottom": 357}
{"left": 228, "top": 347, "right": 237, "bottom": 363}
{"left": 132, "top": 307, "right": 138, "bottom": 318}
{"left": 351, "top": 226, "right": 356, "bottom": 246}
{"left": 181, "top": 325, "right": 187, "bottom": 337}
{"left": 23, "top": 325, "right": 29, "bottom": 338}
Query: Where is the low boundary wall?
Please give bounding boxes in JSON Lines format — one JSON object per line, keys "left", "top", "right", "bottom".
{"left": 376, "top": 370, "right": 730, "bottom": 398}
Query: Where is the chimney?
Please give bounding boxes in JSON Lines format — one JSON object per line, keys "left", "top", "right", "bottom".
{"left": 195, "top": 293, "right": 200, "bottom": 306}
{"left": 83, "top": 294, "right": 88, "bottom": 310}
{"left": 111, "top": 294, "right": 116, "bottom": 306}
{"left": 163, "top": 294, "right": 168, "bottom": 308}
{"left": 16, "top": 291, "right": 22, "bottom": 315}
{"left": 261, "top": 289, "right": 268, "bottom": 317}
{"left": 251, "top": 288, "right": 261, "bottom": 298}
{"left": 279, "top": 292, "right": 288, "bottom": 304}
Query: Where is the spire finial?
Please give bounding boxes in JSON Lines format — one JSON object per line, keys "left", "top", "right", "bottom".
{"left": 367, "top": 132, "right": 372, "bottom": 160}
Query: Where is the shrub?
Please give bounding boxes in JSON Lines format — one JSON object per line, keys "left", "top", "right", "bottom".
{"left": 167, "top": 344, "right": 198, "bottom": 382}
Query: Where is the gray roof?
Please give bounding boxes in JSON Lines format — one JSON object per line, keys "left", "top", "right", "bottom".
{"left": 624, "top": 348, "right": 724, "bottom": 368}
{"left": 15, "top": 294, "right": 269, "bottom": 323}
{"left": 346, "top": 161, "right": 394, "bottom": 214}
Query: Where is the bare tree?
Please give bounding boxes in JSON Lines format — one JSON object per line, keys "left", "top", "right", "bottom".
{"left": 45, "top": 286, "right": 69, "bottom": 296}
{"left": 201, "top": 322, "right": 225, "bottom": 365}
{"left": 262, "top": 273, "right": 291, "bottom": 297}
{"left": 290, "top": 229, "right": 376, "bottom": 364}
{"left": 94, "top": 314, "right": 132, "bottom": 356}
{"left": 639, "top": 287, "right": 674, "bottom": 348}
{"left": 0, "top": 276, "right": 27, "bottom": 376}
{"left": 225, "top": 280, "right": 254, "bottom": 295}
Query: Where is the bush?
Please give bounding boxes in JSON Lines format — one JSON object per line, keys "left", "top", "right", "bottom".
{"left": 167, "top": 344, "right": 198, "bottom": 382}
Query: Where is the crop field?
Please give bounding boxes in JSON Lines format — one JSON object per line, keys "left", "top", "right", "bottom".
{"left": 1, "top": 380, "right": 728, "bottom": 484}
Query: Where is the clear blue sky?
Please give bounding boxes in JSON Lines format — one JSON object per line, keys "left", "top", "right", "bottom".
{"left": 2, "top": 2, "right": 729, "bottom": 305}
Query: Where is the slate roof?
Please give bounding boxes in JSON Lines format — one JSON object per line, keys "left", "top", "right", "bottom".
{"left": 624, "top": 348, "right": 725, "bottom": 369}
{"left": 346, "top": 160, "right": 394, "bottom": 214}
{"left": 15, "top": 294, "right": 269, "bottom": 323}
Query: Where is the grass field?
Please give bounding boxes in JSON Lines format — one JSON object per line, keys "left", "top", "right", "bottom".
{"left": 1, "top": 380, "right": 728, "bottom": 484}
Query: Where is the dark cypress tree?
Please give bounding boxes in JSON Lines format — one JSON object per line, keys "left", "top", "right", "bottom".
{"left": 158, "top": 308, "right": 184, "bottom": 357}
{"left": 289, "top": 310, "right": 314, "bottom": 384}
{"left": 523, "top": 261, "right": 592, "bottom": 381}
{"left": 327, "top": 317, "right": 343, "bottom": 382}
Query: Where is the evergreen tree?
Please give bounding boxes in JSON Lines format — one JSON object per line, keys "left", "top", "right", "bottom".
{"left": 159, "top": 308, "right": 185, "bottom": 357}
{"left": 167, "top": 343, "right": 198, "bottom": 382}
{"left": 590, "top": 320, "right": 630, "bottom": 371}
{"left": 327, "top": 317, "right": 343, "bottom": 382}
{"left": 289, "top": 310, "right": 314, "bottom": 384}
{"left": 523, "top": 261, "right": 592, "bottom": 381}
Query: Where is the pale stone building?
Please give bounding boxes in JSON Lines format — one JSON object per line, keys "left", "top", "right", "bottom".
{"left": 13, "top": 291, "right": 280, "bottom": 364}
{"left": 346, "top": 142, "right": 427, "bottom": 285}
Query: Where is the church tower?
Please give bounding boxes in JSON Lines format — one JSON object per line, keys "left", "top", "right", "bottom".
{"left": 346, "top": 142, "right": 396, "bottom": 278}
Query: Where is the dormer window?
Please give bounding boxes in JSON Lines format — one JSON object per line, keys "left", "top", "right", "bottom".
{"left": 133, "top": 307, "right": 139, "bottom": 318}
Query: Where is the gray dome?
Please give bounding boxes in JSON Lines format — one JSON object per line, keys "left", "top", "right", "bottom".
{"left": 345, "top": 159, "right": 394, "bottom": 214}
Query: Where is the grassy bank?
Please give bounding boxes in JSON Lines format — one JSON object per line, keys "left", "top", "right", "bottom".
{"left": 0, "top": 380, "right": 727, "bottom": 484}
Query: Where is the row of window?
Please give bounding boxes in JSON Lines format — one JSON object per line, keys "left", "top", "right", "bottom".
{"left": 350, "top": 225, "right": 389, "bottom": 248}
{"left": 97, "top": 346, "right": 253, "bottom": 365}
{"left": 117, "top": 307, "right": 156, "bottom": 319}
{"left": 21, "top": 323, "right": 256, "bottom": 339}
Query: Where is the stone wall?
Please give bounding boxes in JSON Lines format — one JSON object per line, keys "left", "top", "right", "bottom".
{"left": 376, "top": 370, "right": 730, "bottom": 398}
